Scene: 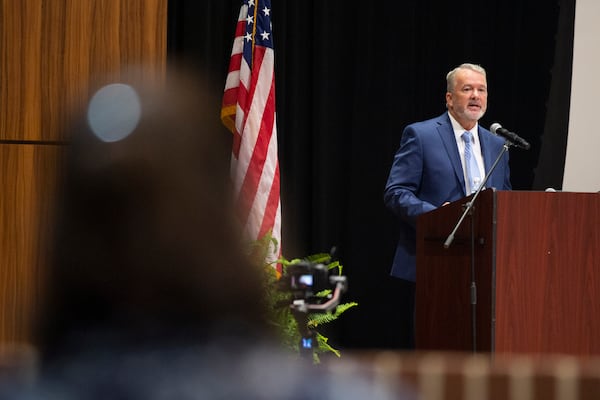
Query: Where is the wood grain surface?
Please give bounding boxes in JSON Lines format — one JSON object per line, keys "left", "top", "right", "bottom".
{"left": 0, "top": 0, "right": 167, "bottom": 344}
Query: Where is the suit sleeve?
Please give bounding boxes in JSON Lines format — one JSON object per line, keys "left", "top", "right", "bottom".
{"left": 384, "top": 126, "right": 437, "bottom": 228}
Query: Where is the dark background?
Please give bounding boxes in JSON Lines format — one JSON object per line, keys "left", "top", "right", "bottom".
{"left": 166, "top": 0, "right": 575, "bottom": 350}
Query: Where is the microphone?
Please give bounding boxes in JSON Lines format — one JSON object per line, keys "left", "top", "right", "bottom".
{"left": 489, "top": 123, "right": 531, "bottom": 150}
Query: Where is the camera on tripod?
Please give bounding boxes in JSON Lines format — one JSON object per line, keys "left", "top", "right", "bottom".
{"left": 278, "top": 260, "right": 348, "bottom": 313}
{"left": 276, "top": 256, "right": 350, "bottom": 357}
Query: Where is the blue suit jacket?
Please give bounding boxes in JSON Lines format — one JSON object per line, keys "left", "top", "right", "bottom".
{"left": 384, "top": 113, "right": 512, "bottom": 282}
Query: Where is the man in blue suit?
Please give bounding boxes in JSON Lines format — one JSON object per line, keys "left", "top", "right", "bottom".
{"left": 384, "top": 63, "right": 512, "bottom": 347}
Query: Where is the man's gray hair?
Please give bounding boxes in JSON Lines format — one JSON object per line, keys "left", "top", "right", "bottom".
{"left": 446, "top": 63, "right": 487, "bottom": 92}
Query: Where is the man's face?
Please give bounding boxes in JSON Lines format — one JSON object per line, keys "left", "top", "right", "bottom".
{"left": 446, "top": 69, "right": 488, "bottom": 129}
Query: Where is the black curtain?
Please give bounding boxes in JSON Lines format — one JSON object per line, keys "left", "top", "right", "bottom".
{"left": 167, "top": 0, "right": 575, "bottom": 349}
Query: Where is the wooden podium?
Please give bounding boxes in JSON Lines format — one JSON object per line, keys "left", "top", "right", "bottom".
{"left": 415, "top": 189, "right": 600, "bottom": 356}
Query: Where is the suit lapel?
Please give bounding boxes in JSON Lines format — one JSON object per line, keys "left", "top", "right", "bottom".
{"left": 436, "top": 114, "right": 467, "bottom": 196}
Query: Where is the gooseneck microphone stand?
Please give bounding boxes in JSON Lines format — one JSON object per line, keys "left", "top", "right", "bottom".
{"left": 443, "top": 141, "right": 511, "bottom": 353}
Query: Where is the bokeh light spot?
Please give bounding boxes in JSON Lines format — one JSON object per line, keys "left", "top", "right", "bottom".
{"left": 87, "top": 83, "right": 141, "bottom": 142}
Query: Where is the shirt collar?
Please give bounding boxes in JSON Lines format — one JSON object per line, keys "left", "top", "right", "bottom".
{"left": 448, "top": 112, "right": 479, "bottom": 141}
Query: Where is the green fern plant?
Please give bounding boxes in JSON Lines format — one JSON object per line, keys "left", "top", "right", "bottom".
{"left": 257, "top": 235, "right": 358, "bottom": 363}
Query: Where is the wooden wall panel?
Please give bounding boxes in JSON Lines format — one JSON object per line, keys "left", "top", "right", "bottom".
{"left": 0, "top": 0, "right": 167, "bottom": 142}
{"left": 0, "top": 144, "right": 63, "bottom": 343}
{"left": 0, "top": 2, "right": 42, "bottom": 141}
{"left": 0, "top": 0, "right": 167, "bottom": 344}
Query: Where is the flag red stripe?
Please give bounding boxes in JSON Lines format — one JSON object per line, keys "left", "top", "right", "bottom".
{"left": 222, "top": 89, "right": 239, "bottom": 112}
{"left": 258, "top": 163, "right": 280, "bottom": 239}
{"left": 234, "top": 19, "right": 246, "bottom": 39}
{"left": 227, "top": 52, "right": 243, "bottom": 75}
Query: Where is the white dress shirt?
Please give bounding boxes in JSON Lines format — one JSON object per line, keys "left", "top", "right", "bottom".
{"left": 448, "top": 112, "right": 486, "bottom": 194}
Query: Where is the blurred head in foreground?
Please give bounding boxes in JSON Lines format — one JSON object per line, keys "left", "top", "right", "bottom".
{"left": 36, "top": 69, "right": 269, "bottom": 361}
{"left": 18, "top": 68, "right": 409, "bottom": 400}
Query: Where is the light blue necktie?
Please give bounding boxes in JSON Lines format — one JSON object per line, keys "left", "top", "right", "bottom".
{"left": 462, "top": 131, "right": 481, "bottom": 194}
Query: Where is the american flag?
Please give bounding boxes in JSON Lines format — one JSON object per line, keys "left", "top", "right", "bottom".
{"left": 221, "top": 0, "right": 281, "bottom": 268}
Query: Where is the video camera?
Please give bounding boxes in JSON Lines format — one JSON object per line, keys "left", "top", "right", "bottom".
{"left": 278, "top": 260, "right": 348, "bottom": 314}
